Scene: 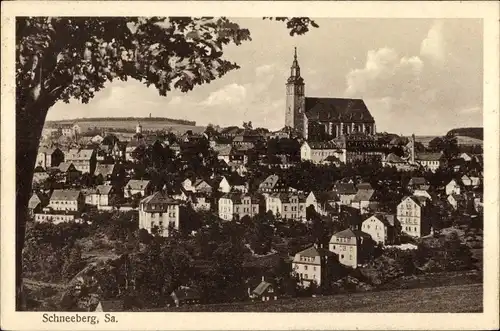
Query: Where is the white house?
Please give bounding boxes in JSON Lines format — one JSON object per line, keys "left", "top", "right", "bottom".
{"left": 124, "top": 179, "right": 152, "bottom": 198}
{"left": 361, "top": 214, "right": 397, "bottom": 245}
{"left": 445, "top": 179, "right": 462, "bottom": 195}
{"left": 396, "top": 196, "right": 431, "bottom": 238}
{"left": 139, "top": 192, "right": 180, "bottom": 237}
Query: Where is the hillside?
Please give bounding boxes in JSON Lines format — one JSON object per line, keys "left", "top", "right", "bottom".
{"left": 146, "top": 283, "right": 482, "bottom": 313}
{"left": 447, "top": 127, "right": 483, "bottom": 140}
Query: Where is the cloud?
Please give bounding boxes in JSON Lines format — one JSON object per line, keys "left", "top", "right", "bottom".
{"left": 168, "top": 96, "right": 183, "bottom": 106}
{"left": 420, "top": 20, "right": 446, "bottom": 64}
{"left": 344, "top": 48, "right": 424, "bottom": 99}
{"left": 201, "top": 83, "right": 247, "bottom": 106}
{"left": 255, "top": 64, "right": 275, "bottom": 77}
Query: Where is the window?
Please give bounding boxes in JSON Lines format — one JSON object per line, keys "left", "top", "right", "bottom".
{"left": 304, "top": 265, "right": 308, "bottom": 271}
{"left": 313, "top": 266, "right": 316, "bottom": 271}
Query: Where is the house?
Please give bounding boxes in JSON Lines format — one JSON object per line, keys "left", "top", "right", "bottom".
{"left": 258, "top": 174, "right": 288, "bottom": 193}
{"left": 265, "top": 192, "right": 314, "bottom": 221}
{"left": 382, "top": 153, "right": 408, "bottom": 169}
{"left": 193, "top": 178, "right": 214, "bottom": 194}
{"left": 36, "top": 147, "right": 64, "bottom": 169}
{"left": 124, "top": 179, "right": 152, "bottom": 198}
{"left": 351, "top": 189, "right": 377, "bottom": 214}
{"left": 91, "top": 134, "right": 104, "bottom": 144}
{"left": 217, "top": 176, "right": 232, "bottom": 193}
{"left": 396, "top": 196, "right": 431, "bottom": 238}
{"left": 226, "top": 174, "right": 249, "bottom": 193}
{"left": 250, "top": 277, "right": 278, "bottom": 302}
{"left": 34, "top": 211, "right": 78, "bottom": 224}
{"left": 461, "top": 174, "right": 481, "bottom": 188}
{"left": 448, "top": 194, "right": 466, "bottom": 210}
{"left": 139, "top": 191, "right": 180, "bottom": 237}
{"left": 170, "top": 287, "right": 201, "bottom": 307}
{"left": 313, "top": 191, "right": 340, "bottom": 215}
{"left": 58, "top": 123, "right": 79, "bottom": 137}
{"left": 190, "top": 194, "right": 211, "bottom": 212}
{"left": 292, "top": 244, "right": 335, "bottom": 286}
{"left": 231, "top": 131, "right": 263, "bottom": 149}
{"left": 218, "top": 193, "right": 264, "bottom": 221}
{"left": 32, "top": 170, "right": 50, "bottom": 185}
{"left": 445, "top": 179, "right": 462, "bottom": 195}
{"left": 85, "top": 185, "right": 114, "bottom": 207}
{"left": 169, "top": 142, "right": 181, "bottom": 156}
{"left": 65, "top": 148, "right": 97, "bottom": 174}
{"left": 361, "top": 214, "right": 398, "bottom": 245}
{"left": 459, "top": 152, "right": 474, "bottom": 162}
{"left": 332, "top": 182, "right": 357, "bottom": 206}
{"left": 407, "top": 177, "right": 428, "bottom": 191}
{"left": 300, "top": 141, "right": 342, "bottom": 164}
{"left": 28, "top": 192, "right": 48, "bottom": 216}
{"left": 94, "top": 163, "right": 118, "bottom": 181}
{"left": 473, "top": 193, "right": 483, "bottom": 213}
{"left": 213, "top": 144, "right": 232, "bottom": 164}
{"left": 413, "top": 189, "right": 435, "bottom": 201}
{"left": 181, "top": 178, "right": 196, "bottom": 192}
{"left": 49, "top": 189, "right": 84, "bottom": 212}
{"left": 415, "top": 152, "right": 447, "bottom": 172}
{"left": 92, "top": 300, "right": 124, "bottom": 312}
{"left": 57, "top": 162, "right": 80, "bottom": 183}
{"left": 329, "top": 229, "right": 373, "bottom": 268}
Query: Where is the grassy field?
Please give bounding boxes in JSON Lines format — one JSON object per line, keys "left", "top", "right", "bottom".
{"left": 154, "top": 283, "right": 482, "bottom": 313}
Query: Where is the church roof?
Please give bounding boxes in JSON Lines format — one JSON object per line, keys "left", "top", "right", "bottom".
{"left": 304, "top": 97, "right": 374, "bottom": 123}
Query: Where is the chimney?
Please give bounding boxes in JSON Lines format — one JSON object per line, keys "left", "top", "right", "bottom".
{"left": 262, "top": 275, "right": 265, "bottom": 282}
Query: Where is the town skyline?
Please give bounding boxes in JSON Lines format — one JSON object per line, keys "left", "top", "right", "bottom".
{"left": 47, "top": 17, "right": 482, "bottom": 136}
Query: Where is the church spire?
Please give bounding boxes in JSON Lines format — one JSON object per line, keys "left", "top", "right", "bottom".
{"left": 290, "top": 47, "right": 301, "bottom": 78}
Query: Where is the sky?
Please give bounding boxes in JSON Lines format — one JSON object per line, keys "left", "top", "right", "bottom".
{"left": 47, "top": 18, "right": 483, "bottom": 135}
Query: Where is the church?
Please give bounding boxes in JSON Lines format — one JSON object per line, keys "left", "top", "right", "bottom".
{"left": 285, "top": 48, "right": 376, "bottom": 140}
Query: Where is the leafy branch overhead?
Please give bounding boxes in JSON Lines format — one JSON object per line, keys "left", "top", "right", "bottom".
{"left": 16, "top": 17, "right": 319, "bottom": 111}
{"left": 263, "top": 17, "right": 319, "bottom": 36}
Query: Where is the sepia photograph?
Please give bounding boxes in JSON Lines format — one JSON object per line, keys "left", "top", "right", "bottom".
{"left": 1, "top": 1, "right": 499, "bottom": 330}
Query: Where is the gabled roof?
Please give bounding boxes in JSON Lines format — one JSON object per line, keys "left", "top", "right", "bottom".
{"left": 401, "top": 195, "right": 427, "bottom": 207}
{"left": 296, "top": 245, "right": 334, "bottom": 258}
{"left": 330, "top": 229, "right": 372, "bottom": 240}
{"left": 213, "top": 144, "right": 232, "bottom": 156}
{"left": 259, "top": 174, "right": 281, "bottom": 190}
{"left": 140, "top": 191, "right": 179, "bottom": 211}
{"left": 352, "top": 189, "right": 375, "bottom": 202}
{"left": 94, "top": 163, "right": 116, "bottom": 177}
{"left": 408, "top": 177, "right": 428, "bottom": 186}
{"left": 304, "top": 97, "right": 374, "bottom": 123}
{"left": 58, "top": 162, "right": 77, "bottom": 172}
{"left": 28, "top": 193, "right": 43, "bottom": 209}
{"left": 356, "top": 182, "right": 373, "bottom": 190}
{"left": 304, "top": 140, "right": 339, "bottom": 150}
{"left": 332, "top": 183, "right": 357, "bottom": 195}
{"left": 364, "top": 213, "right": 396, "bottom": 227}
{"left": 126, "top": 179, "right": 151, "bottom": 190}
{"left": 384, "top": 153, "right": 404, "bottom": 163}
{"left": 96, "top": 300, "right": 123, "bottom": 312}
{"left": 96, "top": 185, "right": 113, "bottom": 195}
{"left": 253, "top": 281, "right": 273, "bottom": 296}
{"left": 50, "top": 189, "right": 81, "bottom": 201}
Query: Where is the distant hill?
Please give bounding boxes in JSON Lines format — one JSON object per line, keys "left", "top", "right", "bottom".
{"left": 446, "top": 127, "right": 483, "bottom": 140}
{"left": 45, "top": 117, "right": 204, "bottom": 134}
{"left": 46, "top": 116, "right": 196, "bottom": 126}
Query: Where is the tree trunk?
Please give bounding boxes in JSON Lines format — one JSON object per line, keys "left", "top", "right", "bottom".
{"left": 16, "top": 102, "right": 49, "bottom": 310}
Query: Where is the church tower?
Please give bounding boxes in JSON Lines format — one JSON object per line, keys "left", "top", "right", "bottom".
{"left": 285, "top": 47, "right": 306, "bottom": 135}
